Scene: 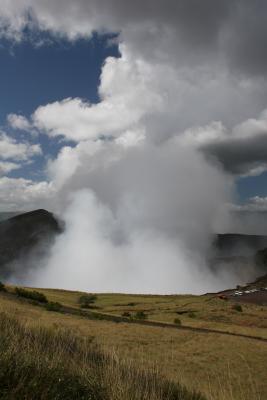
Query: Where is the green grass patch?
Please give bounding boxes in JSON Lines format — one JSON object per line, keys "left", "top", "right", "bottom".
{"left": 134, "top": 311, "right": 147, "bottom": 320}
{"left": 231, "top": 304, "right": 243, "bottom": 312}
{"left": 45, "top": 301, "right": 63, "bottom": 312}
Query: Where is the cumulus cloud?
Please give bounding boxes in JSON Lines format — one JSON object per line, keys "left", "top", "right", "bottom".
{"left": 181, "top": 110, "right": 267, "bottom": 176}
{"left": 0, "top": 161, "right": 20, "bottom": 175}
{"left": 232, "top": 196, "right": 267, "bottom": 213}
{"left": 0, "top": 132, "right": 42, "bottom": 177}
{"left": 33, "top": 49, "right": 163, "bottom": 142}
{"left": 0, "top": 132, "right": 41, "bottom": 161}
{"left": 1, "top": 1, "right": 267, "bottom": 78}
{"left": 33, "top": 87, "right": 267, "bottom": 177}
{"left": 0, "top": 0, "right": 232, "bottom": 43}
{"left": 0, "top": 177, "right": 53, "bottom": 211}
{"left": 7, "top": 113, "right": 32, "bottom": 132}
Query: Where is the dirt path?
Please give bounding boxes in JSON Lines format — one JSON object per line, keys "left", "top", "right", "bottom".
{"left": 61, "top": 304, "right": 267, "bottom": 343}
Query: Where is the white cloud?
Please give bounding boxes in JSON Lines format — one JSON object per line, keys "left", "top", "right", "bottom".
{"left": 0, "top": 161, "right": 20, "bottom": 175}
{"left": 227, "top": 197, "right": 267, "bottom": 235}
{"left": 0, "top": 176, "right": 53, "bottom": 211}
{"left": 33, "top": 48, "right": 163, "bottom": 142}
{"left": 7, "top": 113, "right": 32, "bottom": 131}
{"left": 0, "top": 132, "right": 42, "bottom": 161}
{"left": 180, "top": 110, "right": 267, "bottom": 176}
{"left": 231, "top": 196, "right": 267, "bottom": 213}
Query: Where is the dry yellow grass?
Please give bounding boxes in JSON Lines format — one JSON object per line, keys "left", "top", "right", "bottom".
{"left": 1, "top": 287, "right": 267, "bottom": 400}
{"left": 28, "top": 287, "right": 267, "bottom": 339}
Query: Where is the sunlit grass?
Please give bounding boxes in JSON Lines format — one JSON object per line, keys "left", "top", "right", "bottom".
{"left": 0, "top": 286, "right": 266, "bottom": 399}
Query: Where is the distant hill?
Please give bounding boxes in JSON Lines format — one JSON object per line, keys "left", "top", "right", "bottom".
{"left": 0, "top": 212, "right": 23, "bottom": 222}
{"left": 1, "top": 209, "right": 267, "bottom": 286}
{"left": 213, "top": 233, "right": 267, "bottom": 257}
{"left": 0, "top": 209, "right": 61, "bottom": 280}
{"left": 209, "top": 234, "right": 267, "bottom": 284}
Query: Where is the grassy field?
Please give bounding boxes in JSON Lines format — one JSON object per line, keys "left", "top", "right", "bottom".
{"left": 0, "top": 285, "right": 267, "bottom": 399}
{"left": 26, "top": 287, "right": 267, "bottom": 339}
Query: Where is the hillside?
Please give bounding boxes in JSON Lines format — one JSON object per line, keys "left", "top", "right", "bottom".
{"left": 0, "top": 212, "right": 22, "bottom": 222}
{"left": 213, "top": 233, "right": 267, "bottom": 256}
{"left": 0, "top": 209, "right": 61, "bottom": 280}
{"left": 0, "top": 283, "right": 266, "bottom": 400}
{"left": 1, "top": 209, "right": 267, "bottom": 285}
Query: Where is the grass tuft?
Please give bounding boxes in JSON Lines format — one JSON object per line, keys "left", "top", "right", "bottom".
{"left": 0, "top": 312, "right": 205, "bottom": 400}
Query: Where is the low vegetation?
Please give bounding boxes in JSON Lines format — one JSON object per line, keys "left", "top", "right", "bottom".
{"left": 134, "top": 310, "right": 147, "bottom": 320}
{"left": 0, "top": 281, "right": 6, "bottom": 291}
{"left": 122, "top": 311, "right": 131, "bottom": 318}
{"left": 0, "top": 312, "right": 204, "bottom": 400}
{"left": 0, "top": 285, "right": 266, "bottom": 399}
{"left": 79, "top": 294, "right": 98, "bottom": 308}
{"left": 188, "top": 312, "right": 196, "bottom": 319}
{"left": 15, "top": 287, "right": 48, "bottom": 303}
{"left": 45, "top": 301, "right": 63, "bottom": 312}
{"left": 231, "top": 304, "right": 243, "bottom": 312}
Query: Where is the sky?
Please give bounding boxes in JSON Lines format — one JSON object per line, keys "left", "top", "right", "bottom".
{"left": 0, "top": 1, "right": 267, "bottom": 213}
{"left": 0, "top": 32, "right": 119, "bottom": 181}
{"left": 1, "top": 0, "right": 267, "bottom": 292}
{"left": 1, "top": 31, "right": 267, "bottom": 203}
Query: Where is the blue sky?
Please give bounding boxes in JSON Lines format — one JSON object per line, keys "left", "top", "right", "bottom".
{"left": 237, "top": 172, "right": 267, "bottom": 203}
{"left": 0, "top": 33, "right": 120, "bottom": 181}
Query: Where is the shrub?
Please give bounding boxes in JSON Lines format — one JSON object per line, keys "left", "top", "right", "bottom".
{"left": 80, "top": 303, "right": 91, "bottom": 309}
{"left": 0, "top": 281, "right": 6, "bottom": 292}
{"left": 15, "top": 287, "right": 48, "bottom": 303}
{"left": 134, "top": 311, "right": 147, "bottom": 320}
{"left": 45, "top": 302, "right": 62, "bottom": 312}
{"left": 78, "top": 294, "right": 97, "bottom": 308}
{"left": 122, "top": 311, "right": 131, "bottom": 318}
{"left": 188, "top": 312, "right": 196, "bottom": 319}
{"left": 232, "top": 304, "right": 243, "bottom": 312}
{"left": 174, "top": 318, "right": 182, "bottom": 325}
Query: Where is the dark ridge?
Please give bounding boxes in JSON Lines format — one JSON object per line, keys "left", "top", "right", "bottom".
{"left": 0, "top": 212, "right": 22, "bottom": 222}
{"left": 213, "top": 233, "right": 267, "bottom": 256}
{"left": 210, "top": 234, "right": 267, "bottom": 284}
{"left": 253, "top": 247, "right": 267, "bottom": 287}
{"left": 0, "top": 209, "right": 62, "bottom": 280}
